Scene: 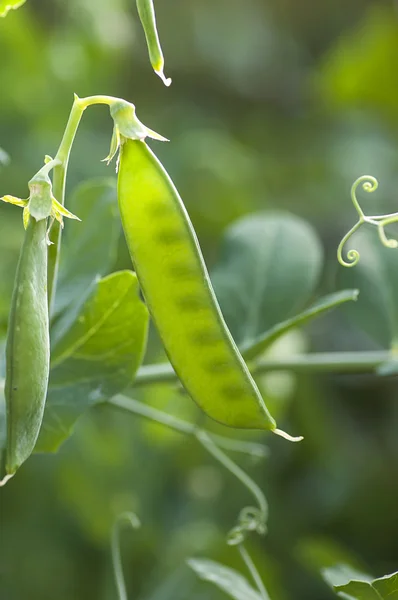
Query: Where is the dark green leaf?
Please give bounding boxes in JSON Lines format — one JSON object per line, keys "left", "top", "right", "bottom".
{"left": 52, "top": 179, "right": 120, "bottom": 343}
{"left": 188, "top": 558, "right": 264, "bottom": 600}
{"left": 322, "top": 564, "right": 398, "bottom": 600}
{"left": 242, "top": 289, "right": 358, "bottom": 360}
{"left": 212, "top": 212, "right": 323, "bottom": 345}
{"left": 0, "top": 0, "right": 26, "bottom": 17}
{"left": 338, "top": 227, "right": 398, "bottom": 349}
{"left": 36, "top": 271, "right": 149, "bottom": 453}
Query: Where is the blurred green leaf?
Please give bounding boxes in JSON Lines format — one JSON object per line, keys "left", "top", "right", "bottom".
{"left": 212, "top": 212, "right": 323, "bottom": 345}
{"left": 322, "top": 564, "right": 398, "bottom": 600}
{"left": 188, "top": 557, "right": 265, "bottom": 600}
{"left": 52, "top": 179, "right": 120, "bottom": 342}
{"left": 317, "top": 6, "right": 398, "bottom": 118}
{"left": 338, "top": 227, "right": 398, "bottom": 349}
{"left": 0, "top": 0, "right": 26, "bottom": 17}
{"left": 242, "top": 289, "right": 358, "bottom": 360}
{"left": 297, "top": 537, "right": 369, "bottom": 577}
{"left": 36, "top": 270, "right": 149, "bottom": 452}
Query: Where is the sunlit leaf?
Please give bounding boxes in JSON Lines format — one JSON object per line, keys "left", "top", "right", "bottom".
{"left": 212, "top": 212, "right": 323, "bottom": 345}
{"left": 36, "top": 271, "right": 149, "bottom": 452}
{"left": 0, "top": 0, "right": 26, "bottom": 17}
{"left": 188, "top": 558, "right": 264, "bottom": 600}
{"left": 322, "top": 564, "right": 398, "bottom": 600}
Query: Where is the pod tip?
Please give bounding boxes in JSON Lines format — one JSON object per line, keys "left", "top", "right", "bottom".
{"left": 273, "top": 428, "right": 304, "bottom": 443}
{"left": 155, "top": 70, "right": 172, "bottom": 87}
{"left": 0, "top": 473, "right": 14, "bottom": 487}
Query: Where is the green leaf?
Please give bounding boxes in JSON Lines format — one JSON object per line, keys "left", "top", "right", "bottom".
{"left": 53, "top": 179, "right": 120, "bottom": 330}
{"left": 212, "top": 212, "right": 323, "bottom": 346}
{"left": 317, "top": 6, "right": 398, "bottom": 118}
{"left": 188, "top": 558, "right": 264, "bottom": 600}
{"left": 36, "top": 271, "right": 149, "bottom": 453}
{"left": 242, "top": 289, "right": 359, "bottom": 360}
{"left": 322, "top": 564, "right": 398, "bottom": 600}
{"left": 338, "top": 227, "right": 398, "bottom": 350}
{"left": 0, "top": 0, "right": 26, "bottom": 17}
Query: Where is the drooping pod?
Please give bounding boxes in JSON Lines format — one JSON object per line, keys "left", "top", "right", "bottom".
{"left": 117, "top": 139, "right": 300, "bottom": 439}
{"left": 3, "top": 217, "right": 49, "bottom": 478}
{"left": 0, "top": 168, "right": 79, "bottom": 483}
{"left": 136, "top": 0, "right": 171, "bottom": 86}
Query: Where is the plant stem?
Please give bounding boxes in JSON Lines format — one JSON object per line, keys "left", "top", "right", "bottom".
{"left": 48, "top": 98, "right": 85, "bottom": 313}
{"left": 108, "top": 395, "right": 268, "bottom": 458}
{"left": 195, "top": 430, "right": 268, "bottom": 522}
{"left": 238, "top": 544, "right": 269, "bottom": 600}
{"left": 133, "top": 350, "right": 391, "bottom": 387}
{"left": 111, "top": 512, "right": 141, "bottom": 600}
{"left": 47, "top": 94, "right": 122, "bottom": 314}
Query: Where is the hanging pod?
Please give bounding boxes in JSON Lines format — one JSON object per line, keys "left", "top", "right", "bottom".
{"left": 2, "top": 217, "right": 49, "bottom": 480}
{"left": 0, "top": 168, "right": 79, "bottom": 483}
{"left": 136, "top": 0, "right": 171, "bottom": 86}
{"left": 117, "top": 138, "right": 300, "bottom": 439}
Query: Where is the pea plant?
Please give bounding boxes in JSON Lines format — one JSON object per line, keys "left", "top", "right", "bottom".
{"left": 1, "top": 2, "right": 398, "bottom": 599}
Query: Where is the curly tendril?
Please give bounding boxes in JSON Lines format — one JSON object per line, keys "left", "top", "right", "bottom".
{"left": 337, "top": 175, "right": 398, "bottom": 268}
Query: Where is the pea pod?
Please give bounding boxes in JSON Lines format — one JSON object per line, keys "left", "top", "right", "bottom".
{"left": 3, "top": 217, "right": 49, "bottom": 478}
{"left": 136, "top": 0, "right": 171, "bottom": 87}
{"left": 117, "top": 139, "right": 300, "bottom": 439}
{"left": 0, "top": 167, "right": 79, "bottom": 484}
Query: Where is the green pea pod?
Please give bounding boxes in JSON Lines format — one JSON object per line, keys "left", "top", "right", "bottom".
{"left": 136, "top": 0, "right": 171, "bottom": 87}
{"left": 118, "top": 139, "right": 300, "bottom": 440}
{"left": 2, "top": 218, "right": 49, "bottom": 481}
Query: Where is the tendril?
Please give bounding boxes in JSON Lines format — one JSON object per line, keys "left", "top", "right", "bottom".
{"left": 337, "top": 174, "right": 398, "bottom": 268}
{"left": 350, "top": 175, "right": 378, "bottom": 217}
{"left": 378, "top": 223, "right": 398, "bottom": 249}
{"left": 337, "top": 222, "right": 362, "bottom": 268}
{"left": 227, "top": 506, "right": 267, "bottom": 546}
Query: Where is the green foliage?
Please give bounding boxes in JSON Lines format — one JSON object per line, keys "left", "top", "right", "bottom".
{"left": 188, "top": 557, "right": 266, "bottom": 600}
{"left": 323, "top": 564, "right": 398, "bottom": 600}
{"left": 0, "top": 0, "right": 25, "bottom": 18}
{"left": 242, "top": 290, "right": 359, "bottom": 360}
{"left": 52, "top": 178, "right": 120, "bottom": 324}
{"left": 212, "top": 213, "right": 323, "bottom": 345}
{"left": 37, "top": 270, "right": 149, "bottom": 452}
{"left": 339, "top": 227, "right": 398, "bottom": 350}
{"left": 1, "top": 1, "right": 398, "bottom": 599}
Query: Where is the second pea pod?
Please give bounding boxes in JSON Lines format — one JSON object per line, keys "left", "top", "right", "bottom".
{"left": 117, "top": 137, "right": 297, "bottom": 438}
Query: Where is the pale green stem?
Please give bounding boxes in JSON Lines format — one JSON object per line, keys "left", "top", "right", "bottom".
{"left": 111, "top": 512, "right": 141, "bottom": 600}
{"left": 195, "top": 430, "right": 268, "bottom": 523}
{"left": 133, "top": 351, "right": 390, "bottom": 387}
{"left": 238, "top": 544, "right": 269, "bottom": 600}
{"left": 47, "top": 94, "right": 124, "bottom": 314}
{"left": 108, "top": 395, "right": 268, "bottom": 459}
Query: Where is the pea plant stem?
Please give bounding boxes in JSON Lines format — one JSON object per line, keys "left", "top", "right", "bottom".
{"left": 195, "top": 430, "right": 268, "bottom": 522}
{"left": 133, "top": 350, "right": 390, "bottom": 387}
{"left": 111, "top": 512, "right": 141, "bottom": 600}
{"left": 109, "top": 395, "right": 268, "bottom": 458}
{"left": 47, "top": 94, "right": 123, "bottom": 313}
{"left": 108, "top": 396, "right": 268, "bottom": 527}
{"left": 238, "top": 544, "right": 269, "bottom": 600}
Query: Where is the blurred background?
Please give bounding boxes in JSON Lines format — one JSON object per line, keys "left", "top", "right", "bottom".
{"left": 2, "top": 0, "right": 398, "bottom": 598}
